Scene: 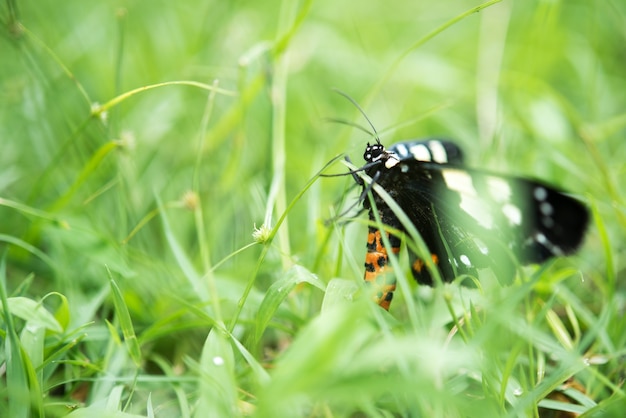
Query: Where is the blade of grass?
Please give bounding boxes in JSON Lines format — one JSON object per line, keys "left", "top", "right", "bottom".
{"left": 254, "top": 264, "right": 325, "bottom": 344}
{"left": 47, "top": 140, "right": 119, "bottom": 213}
{"left": 107, "top": 268, "right": 141, "bottom": 368}
{"left": 155, "top": 194, "right": 208, "bottom": 302}
{"left": 366, "top": 0, "right": 503, "bottom": 104}
{"left": 0, "top": 234, "right": 55, "bottom": 268}
{"left": 0, "top": 254, "right": 30, "bottom": 418}
{"left": 1, "top": 297, "right": 63, "bottom": 332}
{"left": 195, "top": 328, "right": 238, "bottom": 418}
{"left": 20, "top": 322, "right": 45, "bottom": 417}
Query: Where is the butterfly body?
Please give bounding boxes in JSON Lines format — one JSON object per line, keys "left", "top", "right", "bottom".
{"left": 359, "top": 139, "right": 589, "bottom": 309}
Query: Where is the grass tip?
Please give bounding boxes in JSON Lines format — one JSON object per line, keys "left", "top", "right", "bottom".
{"left": 252, "top": 223, "right": 272, "bottom": 244}
{"left": 181, "top": 191, "right": 199, "bottom": 211}
{"left": 90, "top": 102, "right": 108, "bottom": 123}
{"left": 114, "top": 131, "right": 136, "bottom": 152}
{"left": 57, "top": 219, "right": 70, "bottom": 230}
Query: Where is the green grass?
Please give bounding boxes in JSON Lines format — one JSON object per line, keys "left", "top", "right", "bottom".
{"left": 1, "top": 0, "right": 625, "bottom": 416}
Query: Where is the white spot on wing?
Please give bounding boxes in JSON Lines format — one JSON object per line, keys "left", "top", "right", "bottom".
{"left": 394, "top": 143, "right": 409, "bottom": 158}
{"left": 502, "top": 203, "right": 522, "bottom": 225}
{"left": 474, "top": 238, "right": 489, "bottom": 255}
{"left": 442, "top": 169, "right": 493, "bottom": 228}
{"left": 537, "top": 232, "right": 549, "bottom": 244}
{"left": 442, "top": 169, "right": 475, "bottom": 195}
{"left": 459, "top": 254, "right": 471, "bottom": 266}
{"left": 540, "top": 202, "right": 553, "bottom": 216}
{"left": 409, "top": 144, "right": 431, "bottom": 161}
{"left": 428, "top": 141, "right": 448, "bottom": 163}
{"left": 486, "top": 177, "right": 512, "bottom": 202}
{"left": 534, "top": 186, "right": 547, "bottom": 201}
{"left": 534, "top": 232, "right": 564, "bottom": 256}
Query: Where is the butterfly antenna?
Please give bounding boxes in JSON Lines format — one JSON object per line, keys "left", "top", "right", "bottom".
{"left": 324, "top": 117, "right": 375, "bottom": 138}
{"left": 333, "top": 89, "right": 381, "bottom": 145}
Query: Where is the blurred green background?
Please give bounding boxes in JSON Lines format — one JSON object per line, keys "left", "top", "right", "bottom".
{"left": 1, "top": 0, "right": 625, "bottom": 416}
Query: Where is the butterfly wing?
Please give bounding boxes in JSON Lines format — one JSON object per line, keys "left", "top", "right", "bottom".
{"left": 388, "top": 139, "right": 465, "bottom": 165}
{"left": 370, "top": 158, "right": 588, "bottom": 285}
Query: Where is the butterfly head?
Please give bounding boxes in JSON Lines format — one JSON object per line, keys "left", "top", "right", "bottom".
{"left": 364, "top": 142, "right": 400, "bottom": 168}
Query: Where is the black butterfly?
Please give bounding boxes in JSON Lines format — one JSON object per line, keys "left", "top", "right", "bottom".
{"left": 352, "top": 138, "right": 589, "bottom": 310}
{"left": 324, "top": 90, "right": 589, "bottom": 309}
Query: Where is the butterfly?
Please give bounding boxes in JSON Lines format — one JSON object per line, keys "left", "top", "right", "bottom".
{"left": 355, "top": 137, "right": 589, "bottom": 310}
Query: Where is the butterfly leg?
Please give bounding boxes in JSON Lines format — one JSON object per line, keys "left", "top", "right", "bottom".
{"left": 364, "top": 227, "right": 401, "bottom": 310}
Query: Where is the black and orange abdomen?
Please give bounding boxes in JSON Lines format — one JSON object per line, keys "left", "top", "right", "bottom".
{"left": 363, "top": 227, "right": 401, "bottom": 310}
